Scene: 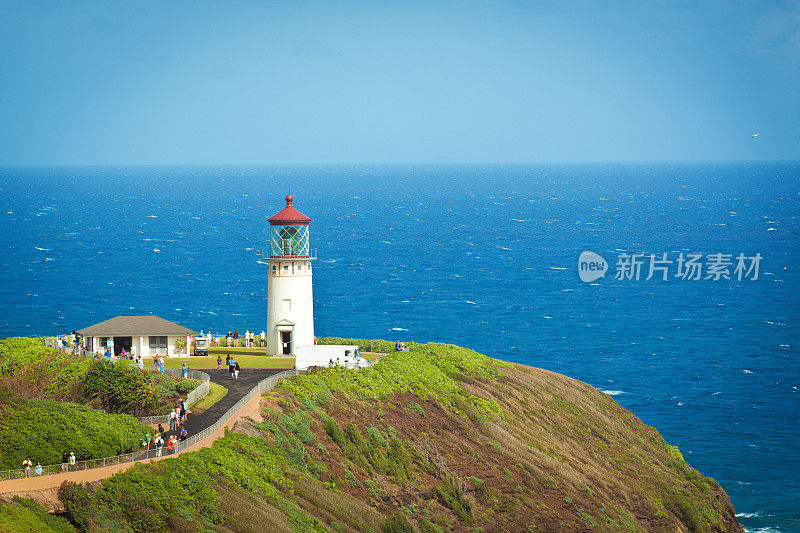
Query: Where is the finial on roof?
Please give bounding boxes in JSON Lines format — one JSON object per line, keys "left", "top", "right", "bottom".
{"left": 286, "top": 188, "right": 293, "bottom": 206}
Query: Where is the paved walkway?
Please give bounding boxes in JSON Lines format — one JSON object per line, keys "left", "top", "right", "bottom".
{"left": 0, "top": 366, "right": 291, "bottom": 499}
{"left": 176, "top": 367, "right": 284, "bottom": 439}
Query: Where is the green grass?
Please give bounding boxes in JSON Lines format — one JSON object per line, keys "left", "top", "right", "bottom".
{"left": 190, "top": 382, "right": 228, "bottom": 414}
{"left": 280, "top": 343, "right": 508, "bottom": 419}
{"left": 163, "top": 355, "right": 295, "bottom": 369}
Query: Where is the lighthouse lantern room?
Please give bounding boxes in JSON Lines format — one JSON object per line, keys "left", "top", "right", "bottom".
{"left": 266, "top": 192, "right": 315, "bottom": 355}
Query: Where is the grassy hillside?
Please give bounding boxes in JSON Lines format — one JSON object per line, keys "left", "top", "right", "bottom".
{"left": 51, "top": 343, "right": 741, "bottom": 532}
{"left": 0, "top": 392, "right": 152, "bottom": 471}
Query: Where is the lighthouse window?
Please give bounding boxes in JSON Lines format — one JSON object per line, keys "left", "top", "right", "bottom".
{"left": 283, "top": 265, "right": 289, "bottom": 271}
{"left": 297, "top": 264, "right": 302, "bottom": 270}
{"left": 272, "top": 265, "right": 276, "bottom": 272}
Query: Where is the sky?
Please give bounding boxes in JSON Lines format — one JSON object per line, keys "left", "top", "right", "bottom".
{"left": 0, "top": 0, "right": 797, "bottom": 165}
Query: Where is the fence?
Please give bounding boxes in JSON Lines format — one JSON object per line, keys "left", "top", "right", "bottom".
{"left": 136, "top": 368, "right": 211, "bottom": 426}
{"left": 0, "top": 369, "right": 298, "bottom": 481}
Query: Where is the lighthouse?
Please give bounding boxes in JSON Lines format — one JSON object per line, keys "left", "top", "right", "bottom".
{"left": 266, "top": 192, "right": 315, "bottom": 355}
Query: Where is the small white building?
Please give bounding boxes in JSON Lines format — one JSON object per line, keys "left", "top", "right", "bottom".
{"left": 76, "top": 315, "right": 197, "bottom": 358}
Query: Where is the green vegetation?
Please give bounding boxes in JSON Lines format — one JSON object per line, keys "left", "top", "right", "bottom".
{"left": 0, "top": 394, "right": 151, "bottom": 470}
{"left": 0, "top": 337, "right": 89, "bottom": 401}
{"left": 0, "top": 496, "right": 76, "bottom": 533}
{"left": 3, "top": 339, "right": 739, "bottom": 533}
{"left": 316, "top": 336, "right": 418, "bottom": 353}
{"left": 82, "top": 359, "right": 159, "bottom": 415}
{"left": 281, "top": 343, "right": 507, "bottom": 418}
{"left": 189, "top": 381, "right": 228, "bottom": 414}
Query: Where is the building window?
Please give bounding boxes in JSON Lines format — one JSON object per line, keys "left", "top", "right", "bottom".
{"left": 149, "top": 336, "right": 167, "bottom": 354}
{"left": 283, "top": 265, "right": 289, "bottom": 271}
{"left": 297, "top": 264, "right": 302, "bottom": 270}
{"left": 282, "top": 299, "right": 292, "bottom": 312}
{"left": 272, "top": 265, "right": 276, "bottom": 272}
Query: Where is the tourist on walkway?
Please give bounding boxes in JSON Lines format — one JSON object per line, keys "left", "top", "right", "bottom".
{"left": 169, "top": 408, "right": 178, "bottom": 431}
{"left": 157, "top": 423, "right": 165, "bottom": 437}
{"left": 260, "top": 330, "right": 265, "bottom": 347}
{"left": 34, "top": 462, "right": 42, "bottom": 476}
{"left": 180, "top": 399, "right": 187, "bottom": 423}
{"left": 228, "top": 358, "right": 236, "bottom": 378}
{"left": 155, "top": 436, "right": 163, "bottom": 457}
{"left": 22, "top": 457, "right": 32, "bottom": 478}
{"left": 182, "top": 363, "right": 189, "bottom": 379}
{"left": 215, "top": 332, "right": 220, "bottom": 347}
{"left": 180, "top": 427, "right": 188, "bottom": 442}
{"left": 68, "top": 452, "right": 76, "bottom": 472}
{"left": 217, "top": 355, "right": 222, "bottom": 370}
{"left": 233, "top": 330, "right": 239, "bottom": 346}
{"left": 234, "top": 361, "right": 240, "bottom": 379}
{"left": 166, "top": 435, "right": 176, "bottom": 452}
{"left": 61, "top": 452, "right": 69, "bottom": 473}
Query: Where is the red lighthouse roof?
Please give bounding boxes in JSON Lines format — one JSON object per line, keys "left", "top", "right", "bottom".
{"left": 268, "top": 192, "right": 311, "bottom": 225}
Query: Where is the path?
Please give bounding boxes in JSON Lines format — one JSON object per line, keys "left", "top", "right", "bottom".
{"left": 177, "top": 367, "right": 283, "bottom": 439}
{"left": 0, "top": 367, "right": 290, "bottom": 501}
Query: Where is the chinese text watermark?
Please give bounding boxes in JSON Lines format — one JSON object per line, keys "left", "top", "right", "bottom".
{"left": 578, "top": 251, "right": 762, "bottom": 282}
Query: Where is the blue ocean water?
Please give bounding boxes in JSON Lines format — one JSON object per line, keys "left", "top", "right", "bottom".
{"left": 1, "top": 163, "right": 798, "bottom": 531}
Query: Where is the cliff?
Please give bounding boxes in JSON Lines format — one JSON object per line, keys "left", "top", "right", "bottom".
{"left": 5, "top": 343, "right": 742, "bottom": 532}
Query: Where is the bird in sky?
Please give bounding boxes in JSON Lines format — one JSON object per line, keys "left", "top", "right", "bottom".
{"left": 752, "top": 133, "right": 759, "bottom": 139}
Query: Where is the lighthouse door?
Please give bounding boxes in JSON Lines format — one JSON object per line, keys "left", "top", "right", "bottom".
{"left": 281, "top": 331, "right": 292, "bottom": 355}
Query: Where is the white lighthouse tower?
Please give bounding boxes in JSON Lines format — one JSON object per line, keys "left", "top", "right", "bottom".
{"left": 266, "top": 192, "right": 315, "bottom": 355}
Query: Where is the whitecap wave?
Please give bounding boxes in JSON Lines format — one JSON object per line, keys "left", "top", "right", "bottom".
{"left": 465, "top": 300, "right": 477, "bottom": 305}
{"left": 34, "top": 247, "right": 51, "bottom": 251}
{"left": 601, "top": 390, "right": 624, "bottom": 396}
{"left": 391, "top": 327, "right": 408, "bottom": 331}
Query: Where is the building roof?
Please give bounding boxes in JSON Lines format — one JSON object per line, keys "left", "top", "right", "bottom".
{"left": 268, "top": 193, "right": 311, "bottom": 225}
{"left": 76, "top": 316, "right": 198, "bottom": 336}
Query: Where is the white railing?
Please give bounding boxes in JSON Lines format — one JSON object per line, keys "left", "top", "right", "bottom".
{"left": 171, "top": 370, "right": 299, "bottom": 454}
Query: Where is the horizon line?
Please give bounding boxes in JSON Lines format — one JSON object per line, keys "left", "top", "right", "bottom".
{"left": 1, "top": 159, "right": 798, "bottom": 168}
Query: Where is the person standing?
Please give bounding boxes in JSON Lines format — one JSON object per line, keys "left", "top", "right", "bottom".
{"left": 180, "top": 398, "right": 188, "bottom": 423}
{"left": 233, "top": 330, "right": 239, "bottom": 347}
{"left": 180, "top": 427, "right": 188, "bottom": 442}
{"left": 217, "top": 355, "right": 222, "bottom": 370}
{"left": 61, "top": 451, "right": 69, "bottom": 473}
{"left": 68, "top": 452, "right": 76, "bottom": 472}
{"left": 22, "top": 457, "right": 32, "bottom": 478}
{"left": 226, "top": 332, "right": 232, "bottom": 347}
{"left": 182, "top": 362, "right": 189, "bottom": 379}
{"left": 155, "top": 435, "right": 163, "bottom": 457}
{"left": 228, "top": 358, "right": 236, "bottom": 378}
{"left": 234, "top": 361, "right": 240, "bottom": 380}
{"left": 260, "top": 330, "right": 265, "bottom": 347}
{"left": 169, "top": 408, "right": 178, "bottom": 431}
{"left": 34, "top": 462, "right": 42, "bottom": 476}
{"left": 215, "top": 332, "right": 220, "bottom": 347}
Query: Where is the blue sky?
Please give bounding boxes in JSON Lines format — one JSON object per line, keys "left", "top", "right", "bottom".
{"left": 0, "top": 1, "right": 797, "bottom": 164}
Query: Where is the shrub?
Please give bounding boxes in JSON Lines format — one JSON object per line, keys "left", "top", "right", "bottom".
{"left": 0, "top": 397, "right": 151, "bottom": 469}
{"left": 0, "top": 496, "right": 76, "bottom": 533}
{"left": 82, "top": 359, "right": 159, "bottom": 415}
{"left": 435, "top": 476, "right": 473, "bottom": 525}
{"left": 382, "top": 512, "right": 413, "bottom": 533}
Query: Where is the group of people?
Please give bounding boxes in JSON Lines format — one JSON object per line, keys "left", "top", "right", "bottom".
{"left": 21, "top": 450, "right": 80, "bottom": 477}
{"left": 151, "top": 398, "right": 190, "bottom": 456}
{"left": 198, "top": 329, "right": 266, "bottom": 348}
{"left": 221, "top": 354, "right": 241, "bottom": 378}
{"left": 395, "top": 340, "right": 408, "bottom": 352}
{"left": 21, "top": 457, "right": 43, "bottom": 477}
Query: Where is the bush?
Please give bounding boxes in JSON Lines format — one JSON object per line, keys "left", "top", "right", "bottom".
{"left": 435, "top": 476, "right": 473, "bottom": 525}
{"left": 0, "top": 337, "right": 89, "bottom": 401}
{"left": 0, "top": 397, "right": 151, "bottom": 469}
{"left": 82, "top": 359, "right": 159, "bottom": 415}
{"left": 0, "top": 496, "right": 76, "bottom": 533}
{"left": 382, "top": 512, "right": 413, "bottom": 533}
{"left": 316, "top": 337, "right": 417, "bottom": 354}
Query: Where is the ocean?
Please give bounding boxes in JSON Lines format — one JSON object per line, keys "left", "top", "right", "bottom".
{"left": 1, "top": 162, "right": 798, "bottom": 531}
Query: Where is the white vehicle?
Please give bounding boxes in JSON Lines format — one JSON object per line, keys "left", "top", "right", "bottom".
{"left": 295, "top": 345, "right": 363, "bottom": 370}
